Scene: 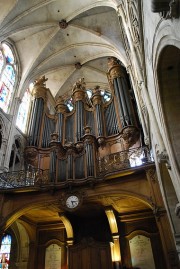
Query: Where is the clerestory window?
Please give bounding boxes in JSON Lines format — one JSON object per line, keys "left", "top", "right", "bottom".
{"left": 0, "top": 43, "right": 17, "bottom": 113}
{"left": 16, "top": 83, "right": 34, "bottom": 133}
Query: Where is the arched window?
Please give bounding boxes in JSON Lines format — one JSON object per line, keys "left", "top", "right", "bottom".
{"left": 0, "top": 234, "right": 12, "bottom": 269}
{"left": 16, "top": 83, "right": 33, "bottom": 133}
{"left": 0, "top": 43, "right": 17, "bottom": 113}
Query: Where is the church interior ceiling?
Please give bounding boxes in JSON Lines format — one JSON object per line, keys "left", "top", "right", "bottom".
{"left": 0, "top": 0, "right": 126, "bottom": 98}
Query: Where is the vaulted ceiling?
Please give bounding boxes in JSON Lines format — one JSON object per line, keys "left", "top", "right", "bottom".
{"left": 0, "top": 0, "right": 127, "bottom": 99}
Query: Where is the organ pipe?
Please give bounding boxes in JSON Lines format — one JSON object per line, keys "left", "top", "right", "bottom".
{"left": 28, "top": 77, "right": 47, "bottom": 147}
{"left": 72, "top": 78, "right": 86, "bottom": 142}
{"left": 25, "top": 71, "right": 141, "bottom": 182}
{"left": 76, "top": 100, "right": 84, "bottom": 141}
{"left": 49, "top": 150, "right": 56, "bottom": 181}
{"left": 107, "top": 57, "right": 136, "bottom": 128}
{"left": 91, "top": 87, "right": 104, "bottom": 138}
{"left": 84, "top": 127, "right": 95, "bottom": 177}
{"left": 55, "top": 96, "right": 66, "bottom": 143}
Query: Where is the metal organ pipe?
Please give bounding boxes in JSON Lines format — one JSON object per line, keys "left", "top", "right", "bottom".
{"left": 108, "top": 57, "right": 136, "bottom": 128}
{"left": 76, "top": 100, "right": 84, "bottom": 141}
{"left": 85, "top": 142, "right": 94, "bottom": 177}
{"left": 121, "top": 77, "right": 134, "bottom": 125}
{"left": 57, "top": 113, "right": 63, "bottom": 142}
{"left": 67, "top": 154, "right": 73, "bottom": 179}
{"left": 72, "top": 82, "right": 86, "bottom": 142}
{"left": 116, "top": 77, "right": 130, "bottom": 126}
{"left": 28, "top": 98, "right": 38, "bottom": 146}
{"left": 114, "top": 78, "right": 125, "bottom": 127}
{"left": 49, "top": 150, "right": 56, "bottom": 181}
{"left": 32, "top": 98, "right": 44, "bottom": 146}
{"left": 111, "top": 101, "right": 119, "bottom": 134}
{"left": 28, "top": 81, "right": 47, "bottom": 147}
{"left": 91, "top": 87, "right": 104, "bottom": 138}
{"left": 105, "top": 101, "right": 119, "bottom": 136}
{"left": 41, "top": 115, "right": 47, "bottom": 148}
{"left": 55, "top": 96, "right": 66, "bottom": 143}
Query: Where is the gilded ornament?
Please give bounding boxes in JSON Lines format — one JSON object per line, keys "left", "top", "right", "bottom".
{"left": 55, "top": 96, "right": 66, "bottom": 113}
{"left": 107, "top": 57, "right": 124, "bottom": 79}
{"left": 121, "top": 126, "right": 140, "bottom": 148}
{"left": 32, "top": 75, "right": 48, "bottom": 100}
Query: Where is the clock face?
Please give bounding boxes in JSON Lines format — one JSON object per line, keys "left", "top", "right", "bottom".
{"left": 65, "top": 195, "right": 79, "bottom": 209}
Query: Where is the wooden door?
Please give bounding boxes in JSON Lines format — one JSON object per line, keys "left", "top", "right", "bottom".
{"left": 69, "top": 238, "right": 113, "bottom": 269}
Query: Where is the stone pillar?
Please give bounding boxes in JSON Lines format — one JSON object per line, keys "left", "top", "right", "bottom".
{"left": 175, "top": 204, "right": 180, "bottom": 261}
{"left": 146, "top": 168, "right": 180, "bottom": 269}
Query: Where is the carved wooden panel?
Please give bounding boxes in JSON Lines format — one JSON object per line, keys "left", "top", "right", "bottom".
{"left": 69, "top": 238, "right": 113, "bottom": 269}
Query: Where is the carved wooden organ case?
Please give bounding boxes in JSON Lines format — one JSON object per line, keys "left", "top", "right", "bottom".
{"left": 25, "top": 58, "right": 141, "bottom": 183}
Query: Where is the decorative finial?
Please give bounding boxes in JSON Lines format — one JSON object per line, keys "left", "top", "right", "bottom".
{"left": 72, "top": 78, "right": 86, "bottom": 92}
{"left": 34, "top": 75, "right": 48, "bottom": 87}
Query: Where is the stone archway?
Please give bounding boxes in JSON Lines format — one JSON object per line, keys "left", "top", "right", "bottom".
{"left": 157, "top": 45, "right": 180, "bottom": 172}
{"left": 157, "top": 45, "right": 180, "bottom": 261}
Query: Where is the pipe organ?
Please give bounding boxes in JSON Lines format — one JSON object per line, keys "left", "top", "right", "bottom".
{"left": 25, "top": 58, "right": 141, "bottom": 183}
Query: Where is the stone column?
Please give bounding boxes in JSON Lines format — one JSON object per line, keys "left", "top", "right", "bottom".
{"left": 146, "top": 168, "right": 180, "bottom": 269}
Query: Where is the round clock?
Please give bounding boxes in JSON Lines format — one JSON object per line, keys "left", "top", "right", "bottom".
{"left": 65, "top": 195, "right": 80, "bottom": 209}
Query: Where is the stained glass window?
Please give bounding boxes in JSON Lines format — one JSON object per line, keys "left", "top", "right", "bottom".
{"left": 0, "top": 51, "right": 4, "bottom": 74}
{"left": 16, "top": 83, "right": 33, "bottom": 133}
{"left": 0, "top": 234, "right": 12, "bottom": 269}
{"left": 0, "top": 43, "right": 16, "bottom": 113}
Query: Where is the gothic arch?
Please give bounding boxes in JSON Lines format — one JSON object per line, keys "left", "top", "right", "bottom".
{"left": 157, "top": 45, "right": 180, "bottom": 170}
{"left": 152, "top": 33, "right": 180, "bottom": 202}
{"left": 153, "top": 42, "right": 180, "bottom": 246}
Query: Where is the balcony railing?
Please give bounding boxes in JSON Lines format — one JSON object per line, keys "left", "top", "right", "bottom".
{"left": 98, "top": 146, "right": 154, "bottom": 175}
{"left": 0, "top": 146, "right": 154, "bottom": 190}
